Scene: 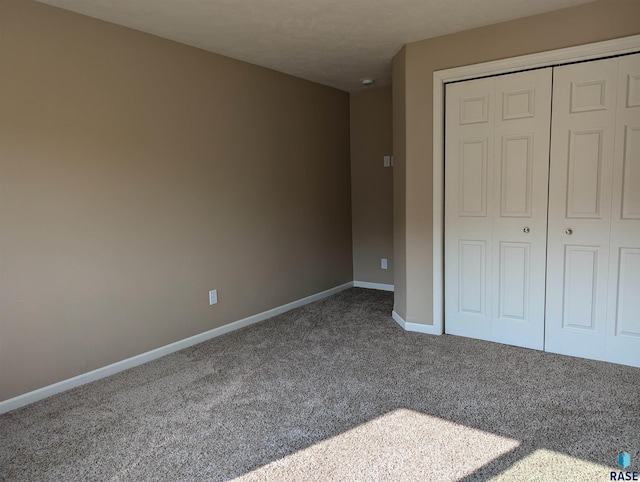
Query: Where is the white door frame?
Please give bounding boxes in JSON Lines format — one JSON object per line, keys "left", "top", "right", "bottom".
{"left": 432, "top": 34, "right": 640, "bottom": 335}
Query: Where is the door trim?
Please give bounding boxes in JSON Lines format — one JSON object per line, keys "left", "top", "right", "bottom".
{"left": 432, "top": 34, "right": 640, "bottom": 335}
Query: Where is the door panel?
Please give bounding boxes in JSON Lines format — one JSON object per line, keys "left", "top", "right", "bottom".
{"left": 458, "top": 240, "right": 487, "bottom": 315}
{"left": 498, "top": 242, "right": 530, "bottom": 320}
{"left": 459, "top": 139, "right": 489, "bottom": 217}
{"left": 561, "top": 245, "right": 600, "bottom": 330}
{"left": 445, "top": 76, "right": 494, "bottom": 341}
{"left": 624, "top": 71, "right": 640, "bottom": 108}
{"left": 566, "top": 129, "right": 605, "bottom": 218}
{"left": 445, "top": 69, "right": 551, "bottom": 349}
{"left": 570, "top": 80, "right": 608, "bottom": 113}
{"left": 545, "top": 57, "right": 618, "bottom": 361}
{"left": 500, "top": 134, "right": 533, "bottom": 217}
{"left": 615, "top": 248, "right": 640, "bottom": 337}
{"left": 491, "top": 69, "right": 551, "bottom": 349}
{"left": 621, "top": 126, "right": 640, "bottom": 219}
{"left": 606, "top": 54, "right": 640, "bottom": 367}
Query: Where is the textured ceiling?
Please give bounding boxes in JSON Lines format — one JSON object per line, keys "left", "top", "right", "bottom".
{"left": 36, "top": 0, "right": 593, "bottom": 92}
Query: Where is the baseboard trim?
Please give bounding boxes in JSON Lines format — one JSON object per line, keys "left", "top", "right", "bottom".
{"left": 353, "top": 281, "right": 394, "bottom": 291}
{"left": 392, "top": 310, "right": 439, "bottom": 335}
{"left": 0, "top": 281, "right": 354, "bottom": 414}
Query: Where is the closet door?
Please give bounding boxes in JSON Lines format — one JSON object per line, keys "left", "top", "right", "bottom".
{"left": 445, "top": 68, "right": 552, "bottom": 349}
{"left": 445, "top": 76, "right": 494, "bottom": 342}
{"left": 546, "top": 54, "right": 640, "bottom": 367}
{"left": 606, "top": 54, "right": 640, "bottom": 367}
{"left": 545, "top": 57, "right": 618, "bottom": 361}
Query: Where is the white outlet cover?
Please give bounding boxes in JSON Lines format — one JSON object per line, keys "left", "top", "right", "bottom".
{"left": 209, "top": 289, "right": 218, "bottom": 305}
{"left": 381, "top": 258, "right": 388, "bottom": 269}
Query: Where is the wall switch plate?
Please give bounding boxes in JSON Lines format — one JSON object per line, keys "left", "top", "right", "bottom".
{"left": 209, "top": 289, "right": 218, "bottom": 305}
{"left": 383, "top": 155, "right": 391, "bottom": 168}
{"left": 381, "top": 258, "right": 388, "bottom": 269}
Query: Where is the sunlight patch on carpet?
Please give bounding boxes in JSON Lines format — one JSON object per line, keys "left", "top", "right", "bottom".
{"left": 235, "top": 408, "right": 520, "bottom": 481}
{"left": 490, "top": 448, "right": 613, "bottom": 481}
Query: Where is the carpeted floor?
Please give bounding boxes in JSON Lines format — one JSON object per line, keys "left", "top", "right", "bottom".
{"left": 1, "top": 288, "right": 639, "bottom": 481}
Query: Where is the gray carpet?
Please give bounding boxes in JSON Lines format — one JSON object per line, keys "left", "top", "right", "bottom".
{"left": 1, "top": 288, "right": 639, "bottom": 481}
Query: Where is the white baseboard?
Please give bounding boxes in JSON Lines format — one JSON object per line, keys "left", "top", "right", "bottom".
{"left": 354, "top": 281, "right": 394, "bottom": 292}
{"left": 0, "top": 281, "right": 354, "bottom": 414}
{"left": 392, "top": 310, "right": 439, "bottom": 335}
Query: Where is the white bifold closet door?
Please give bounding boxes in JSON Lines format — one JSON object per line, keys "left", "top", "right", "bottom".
{"left": 444, "top": 68, "right": 552, "bottom": 350}
{"left": 545, "top": 54, "right": 640, "bottom": 367}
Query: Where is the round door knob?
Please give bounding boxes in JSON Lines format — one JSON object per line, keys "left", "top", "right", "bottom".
{"left": 523, "top": 227, "right": 530, "bottom": 233}
{"left": 565, "top": 228, "right": 573, "bottom": 235}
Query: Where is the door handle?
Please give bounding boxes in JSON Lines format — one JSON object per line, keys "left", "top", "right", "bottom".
{"left": 565, "top": 228, "right": 573, "bottom": 235}
{"left": 523, "top": 227, "right": 530, "bottom": 233}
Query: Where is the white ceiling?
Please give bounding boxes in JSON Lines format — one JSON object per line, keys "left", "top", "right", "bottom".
{"left": 36, "top": 0, "right": 593, "bottom": 92}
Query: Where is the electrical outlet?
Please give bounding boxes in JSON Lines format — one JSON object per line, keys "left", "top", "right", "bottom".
{"left": 381, "top": 258, "right": 388, "bottom": 270}
{"left": 383, "top": 155, "right": 391, "bottom": 168}
{"left": 209, "top": 289, "right": 218, "bottom": 305}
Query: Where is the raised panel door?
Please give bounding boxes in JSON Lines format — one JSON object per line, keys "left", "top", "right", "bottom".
{"left": 606, "top": 53, "right": 640, "bottom": 367}
{"left": 445, "top": 69, "right": 551, "bottom": 349}
{"left": 445, "top": 77, "right": 494, "bottom": 341}
{"left": 545, "top": 57, "right": 618, "bottom": 361}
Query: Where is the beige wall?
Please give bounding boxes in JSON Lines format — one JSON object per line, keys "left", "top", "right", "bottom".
{"left": 0, "top": 0, "right": 352, "bottom": 402}
{"left": 393, "top": 0, "right": 640, "bottom": 324}
{"left": 350, "top": 87, "right": 393, "bottom": 286}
